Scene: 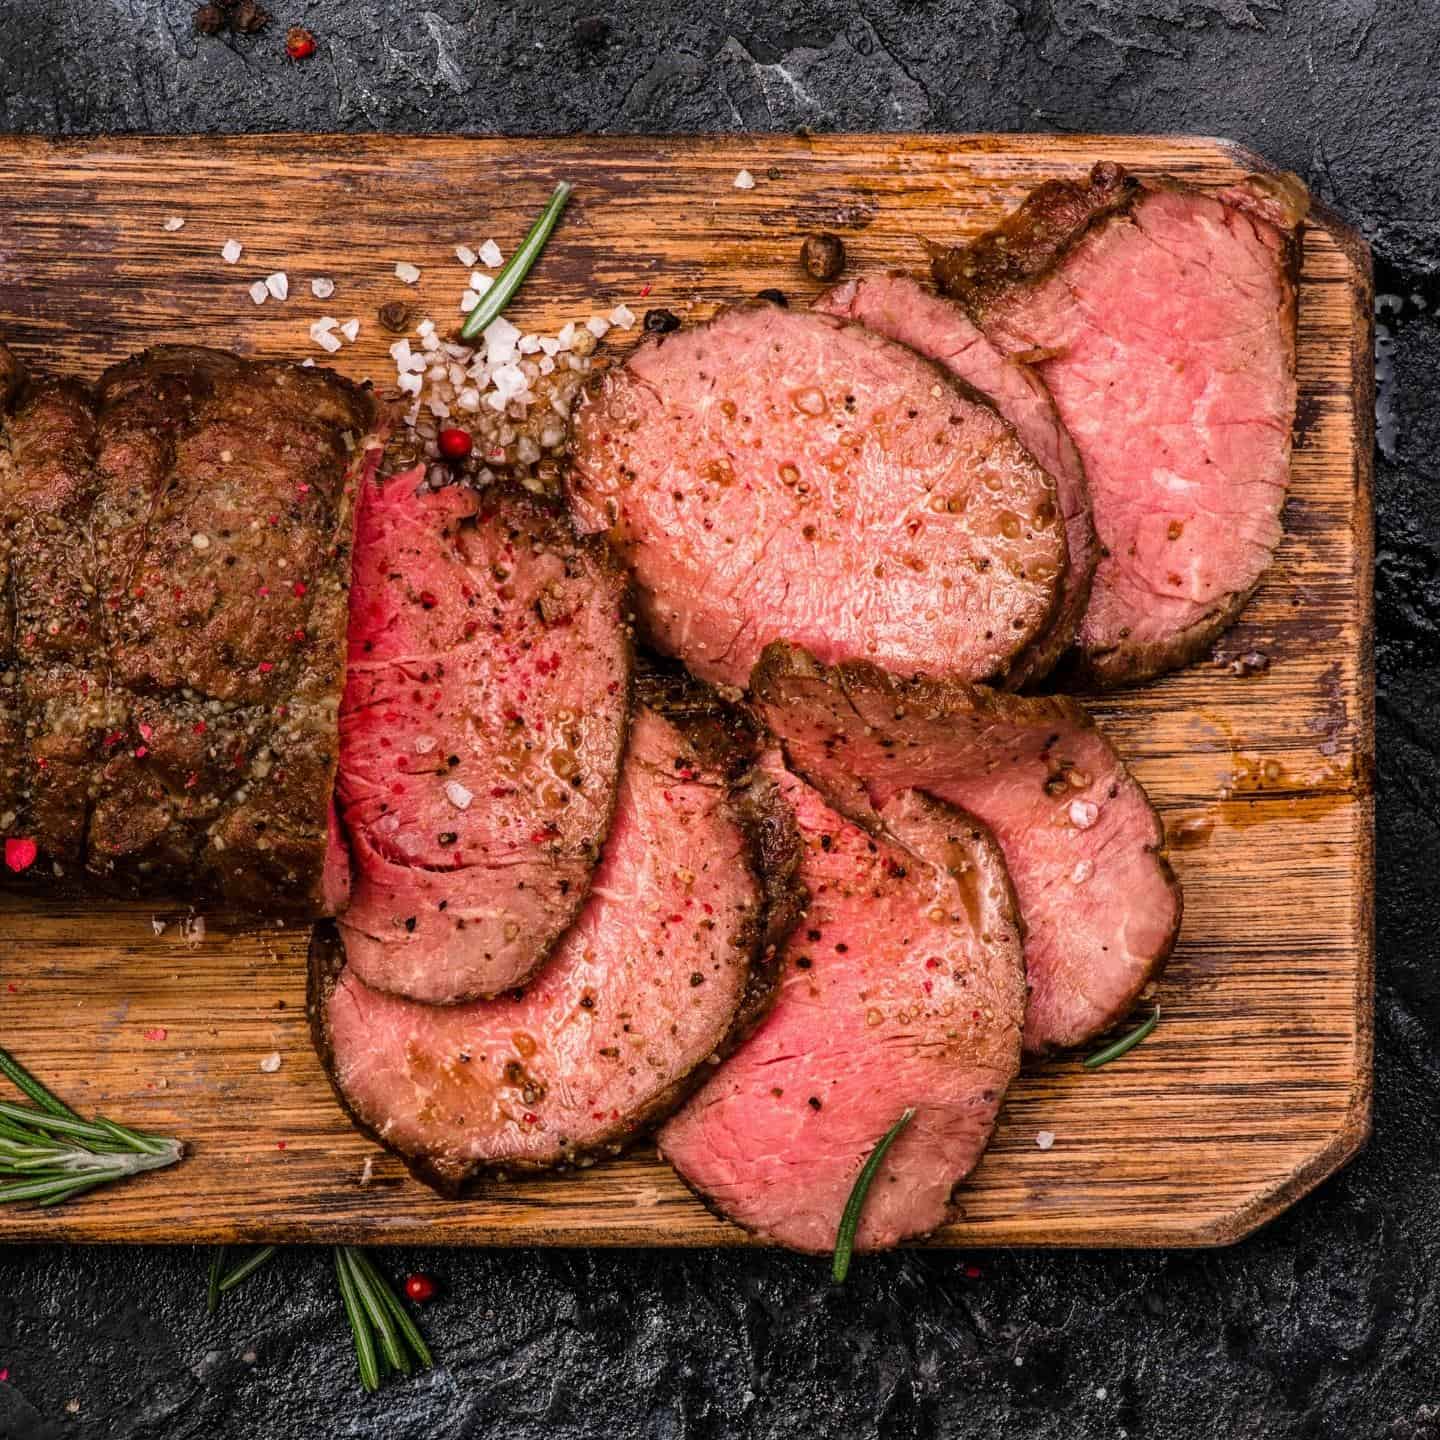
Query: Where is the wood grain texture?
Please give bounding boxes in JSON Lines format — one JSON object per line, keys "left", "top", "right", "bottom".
{"left": 0, "top": 133, "right": 1373, "bottom": 1248}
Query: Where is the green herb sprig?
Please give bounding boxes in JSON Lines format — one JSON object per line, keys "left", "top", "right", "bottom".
{"left": 459, "top": 181, "right": 573, "bottom": 341}
{"left": 0, "top": 1046, "right": 184, "bottom": 1207}
{"left": 207, "top": 1243, "right": 433, "bottom": 1392}
{"left": 1083, "top": 1005, "right": 1161, "bottom": 1070}
{"left": 832, "top": 1106, "right": 916, "bottom": 1284}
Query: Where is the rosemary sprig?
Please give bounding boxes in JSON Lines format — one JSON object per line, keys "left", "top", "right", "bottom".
{"left": 207, "top": 1243, "right": 280, "bottom": 1312}
{"left": 832, "top": 1106, "right": 917, "bottom": 1284}
{"left": 0, "top": 1045, "right": 184, "bottom": 1207}
{"left": 207, "top": 1244, "right": 432, "bottom": 1392}
{"left": 459, "top": 181, "right": 573, "bottom": 341}
{"left": 335, "top": 1247, "right": 432, "bottom": 1391}
{"left": 1083, "top": 1004, "right": 1161, "bottom": 1071}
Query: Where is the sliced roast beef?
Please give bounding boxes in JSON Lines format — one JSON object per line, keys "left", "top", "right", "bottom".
{"left": 931, "top": 163, "right": 1307, "bottom": 685}
{"left": 335, "top": 469, "right": 632, "bottom": 1005}
{"left": 0, "top": 342, "right": 382, "bottom": 913}
{"left": 815, "top": 273, "right": 1096, "bottom": 689}
{"left": 752, "top": 643, "right": 1181, "bottom": 1053}
{"left": 568, "top": 303, "right": 1067, "bottom": 690}
{"left": 660, "top": 753, "right": 1024, "bottom": 1252}
{"left": 310, "top": 680, "right": 803, "bottom": 1190}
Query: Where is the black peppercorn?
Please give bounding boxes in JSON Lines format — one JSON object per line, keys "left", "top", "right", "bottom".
{"left": 756, "top": 288, "right": 789, "bottom": 307}
{"left": 643, "top": 308, "right": 681, "bottom": 335}
{"left": 801, "top": 232, "right": 846, "bottom": 282}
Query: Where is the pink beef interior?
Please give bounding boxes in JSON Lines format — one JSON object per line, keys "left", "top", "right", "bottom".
{"left": 335, "top": 468, "right": 630, "bottom": 1004}
{"left": 975, "top": 182, "right": 1298, "bottom": 669}
{"left": 660, "top": 755, "right": 1024, "bottom": 1253}
{"left": 815, "top": 273, "right": 1096, "bottom": 687}
{"left": 752, "top": 644, "right": 1181, "bottom": 1053}
{"left": 568, "top": 304, "right": 1066, "bottom": 690}
{"left": 323, "top": 704, "right": 765, "bottom": 1185}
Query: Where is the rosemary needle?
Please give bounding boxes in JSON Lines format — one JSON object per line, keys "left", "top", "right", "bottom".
{"left": 335, "top": 1248, "right": 382, "bottom": 1394}
{"left": 1083, "top": 1005, "right": 1162, "bottom": 1071}
{"left": 459, "top": 181, "right": 573, "bottom": 341}
{"left": 832, "top": 1106, "right": 917, "bottom": 1285}
{"left": 217, "top": 1245, "right": 279, "bottom": 1296}
{"left": 207, "top": 1246, "right": 226, "bottom": 1315}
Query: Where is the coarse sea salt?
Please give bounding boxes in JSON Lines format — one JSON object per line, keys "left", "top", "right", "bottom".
{"left": 1036, "top": 1131, "right": 1056, "bottom": 1151}
{"left": 221, "top": 239, "right": 243, "bottom": 264}
{"left": 395, "top": 261, "right": 421, "bottom": 284}
{"left": 248, "top": 280, "right": 268, "bottom": 305}
{"left": 455, "top": 243, "right": 477, "bottom": 267}
{"left": 311, "top": 276, "right": 335, "bottom": 299}
{"left": 609, "top": 304, "right": 636, "bottom": 329}
{"left": 733, "top": 168, "right": 756, "bottom": 190}
{"left": 1069, "top": 799, "right": 1099, "bottom": 830}
{"left": 340, "top": 318, "right": 360, "bottom": 342}
{"left": 265, "top": 272, "right": 289, "bottom": 301}
{"left": 259, "top": 1052, "right": 283, "bottom": 1074}
{"left": 163, "top": 216, "right": 185, "bottom": 232}
{"left": 586, "top": 315, "right": 611, "bottom": 339}
{"left": 445, "top": 780, "right": 474, "bottom": 811}
{"left": 479, "top": 238, "right": 503, "bottom": 268}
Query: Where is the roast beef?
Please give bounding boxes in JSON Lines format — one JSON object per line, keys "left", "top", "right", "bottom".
{"left": 310, "top": 679, "right": 804, "bottom": 1190}
{"left": 931, "top": 162, "right": 1307, "bottom": 685}
{"left": 659, "top": 752, "right": 1024, "bottom": 1252}
{"left": 334, "top": 468, "right": 632, "bottom": 1005}
{"left": 814, "top": 273, "right": 1096, "bottom": 689}
{"left": 0, "top": 343, "right": 382, "bottom": 913}
{"left": 751, "top": 643, "right": 1181, "bottom": 1053}
{"left": 568, "top": 303, "right": 1067, "bottom": 690}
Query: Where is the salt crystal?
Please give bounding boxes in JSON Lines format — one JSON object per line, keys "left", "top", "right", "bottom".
{"left": 1071, "top": 860, "right": 1094, "bottom": 885}
{"left": 416, "top": 319, "right": 436, "bottom": 337}
{"left": 191, "top": 533, "right": 211, "bottom": 550}
{"left": 405, "top": 353, "right": 428, "bottom": 373}
{"left": 1069, "top": 799, "right": 1099, "bottom": 830}
{"left": 264, "top": 271, "right": 289, "bottom": 301}
{"left": 397, "top": 373, "right": 423, "bottom": 396}
{"left": 428, "top": 398, "right": 451, "bottom": 419}
{"left": 538, "top": 355, "right": 555, "bottom": 375}
{"left": 248, "top": 280, "right": 268, "bottom": 305}
{"left": 469, "top": 271, "right": 494, "bottom": 294}
{"left": 311, "top": 277, "right": 335, "bottom": 299}
{"left": 301, "top": 358, "right": 315, "bottom": 368}
{"left": 445, "top": 780, "right": 473, "bottom": 811}
{"left": 733, "top": 169, "right": 756, "bottom": 190}
{"left": 316, "top": 332, "right": 342, "bottom": 354}
{"left": 340, "top": 318, "right": 360, "bottom": 342}
{"left": 455, "top": 244, "right": 477, "bottom": 267}
{"left": 151, "top": 917, "right": 167, "bottom": 936}
{"left": 460, "top": 290, "right": 481, "bottom": 313}
{"left": 182, "top": 914, "right": 206, "bottom": 948}
{"left": 360, "top": 1156, "right": 374, "bottom": 1185}
{"left": 586, "top": 315, "right": 611, "bottom": 339}
{"left": 483, "top": 315, "right": 522, "bottom": 366}
{"left": 221, "top": 239, "right": 243, "bottom": 264}
{"left": 389, "top": 338, "right": 413, "bottom": 365}
{"left": 479, "top": 238, "right": 503, "bottom": 268}
{"left": 538, "top": 335, "right": 561, "bottom": 357}
{"left": 1036, "top": 1130, "right": 1056, "bottom": 1151}
{"left": 456, "top": 388, "right": 481, "bottom": 411}
{"left": 394, "top": 261, "right": 421, "bottom": 284}
{"left": 518, "top": 334, "right": 541, "bottom": 354}
{"left": 259, "top": 1052, "right": 282, "bottom": 1074}
{"left": 163, "top": 216, "right": 185, "bottom": 232}
{"left": 555, "top": 321, "right": 577, "bottom": 350}
{"left": 414, "top": 735, "right": 437, "bottom": 754}
{"left": 609, "top": 304, "right": 636, "bottom": 329}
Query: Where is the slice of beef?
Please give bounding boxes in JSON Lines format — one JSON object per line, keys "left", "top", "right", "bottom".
{"left": 334, "top": 468, "right": 632, "bottom": 1005}
{"left": 815, "top": 273, "right": 1096, "bottom": 689}
{"left": 659, "top": 752, "right": 1024, "bottom": 1253}
{"left": 0, "top": 342, "right": 383, "bottom": 913}
{"left": 568, "top": 303, "right": 1067, "bottom": 690}
{"left": 752, "top": 642, "right": 1181, "bottom": 1053}
{"left": 931, "top": 163, "right": 1307, "bottom": 685}
{"left": 310, "top": 681, "right": 804, "bottom": 1191}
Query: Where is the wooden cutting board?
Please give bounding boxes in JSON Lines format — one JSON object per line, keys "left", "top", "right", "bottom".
{"left": 0, "top": 133, "right": 1372, "bottom": 1248}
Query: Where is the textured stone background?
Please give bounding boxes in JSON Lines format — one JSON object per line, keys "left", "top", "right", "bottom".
{"left": 0, "top": 2, "right": 1436, "bottom": 1437}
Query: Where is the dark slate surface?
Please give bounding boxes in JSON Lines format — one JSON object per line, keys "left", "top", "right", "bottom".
{"left": 0, "top": 2, "right": 1436, "bottom": 1436}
